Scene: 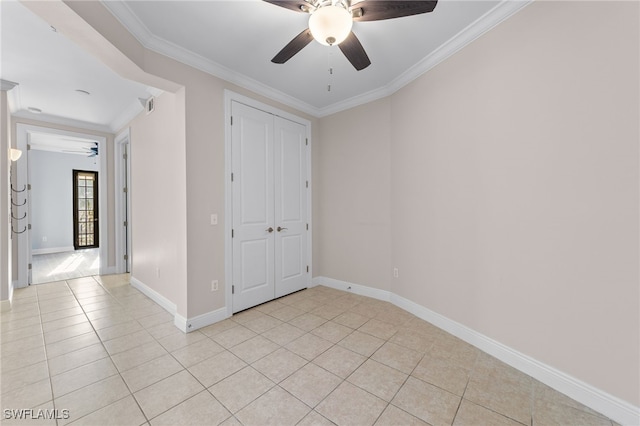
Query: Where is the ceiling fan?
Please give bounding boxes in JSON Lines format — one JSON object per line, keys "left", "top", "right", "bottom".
{"left": 62, "top": 143, "right": 99, "bottom": 157}
{"left": 264, "top": 0, "right": 438, "bottom": 71}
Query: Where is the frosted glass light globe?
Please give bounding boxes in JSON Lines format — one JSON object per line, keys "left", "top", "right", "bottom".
{"left": 309, "top": 5, "right": 353, "bottom": 46}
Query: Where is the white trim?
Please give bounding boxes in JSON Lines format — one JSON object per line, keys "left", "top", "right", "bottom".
{"left": 312, "top": 276, "right": 390, "bottom": 302}
{"left": 16, "top": 123, "right": 110, "bottom": 285}
{"left": 224, "top": 91, "right": 312, "bottom": 318}
{"left": 5, "top": 81, "right": 21, "bottom": 113}
{"left": 12, "top": 110, "right": 113, "bottom": 134}
{"left": 312, "top": 276, "right": 639, "bottom": 426}
{"left": 110, "top": 100, "right": 143, "bottom": 133}
{"left": 130, "top": 276, "right": 176, "bottom": 315}
{"left": 174, "top": 307, "right": 229, "bottom": 333}
{"left": 15, "top": 125, "right": 29, "bottom": 287}
{"left": 32, "top": 246, "right": 74, "bottom": 255}
{"left": 131, "top": 276, "right": 228, "bottom": 335}
{"left": 104, "top": 1, "right": 531, "bottom": 118}
{"left": 102, "top": 1, "right": 321, "bottom": 118}
{"left": 101, "top": 266, "right": 117, "bottom": 276}
{"left": 114, "top": 129, "right": 132, "bottom": 274}
{"left": 0, "top": 279, "right": 13, "bottom": 312}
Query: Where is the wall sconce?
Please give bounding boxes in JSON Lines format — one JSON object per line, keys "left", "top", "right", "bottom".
{"left": 9, "top": 148, "right": 22, "bottom": 162}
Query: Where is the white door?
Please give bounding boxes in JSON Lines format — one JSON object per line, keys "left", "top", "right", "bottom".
{"left": 231, "top": 101, "right": 308, "bottom": 312}
{"left": 274, "top": 117, "right": 307, "bottom": 298}
{"left": 232, "top": 102, "right": 275, "bottom": 312}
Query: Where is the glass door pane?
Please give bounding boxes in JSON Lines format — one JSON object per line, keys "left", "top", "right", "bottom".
{"left": 73, "top": 170, "right": 99, "bottom": 250}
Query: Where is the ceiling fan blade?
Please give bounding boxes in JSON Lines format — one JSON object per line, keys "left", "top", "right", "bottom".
{"left": 263, "top": 0, "right": 311, "bottom": 13}
{"left": 338, "top": 31, "right": 371, "bottom": 71}
{"left": 271, "top": 28, "right": 314, "bottom": 64}
{"left": 352, "top": 0, "right": 438, "bottom": 22}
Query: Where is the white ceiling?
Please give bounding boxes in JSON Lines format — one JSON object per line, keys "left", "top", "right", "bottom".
{"left": 1, "top": 0, "right": 530, "bottom": 130}
{"left": 0, "top": 0, "right": 156, "bottom": 132}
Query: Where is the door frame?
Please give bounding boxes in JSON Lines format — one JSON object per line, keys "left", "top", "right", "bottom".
{"left": 224, "top": 90, "right": 312, "bottom": 317}
{"left": 15, "top": 123, "right": 108, "bottom": 287}
{"left": 114, "top": 128, "right": 132, "bottom": 274}
{"left": 72, "top": 169, "right": 99, "bottom": 250}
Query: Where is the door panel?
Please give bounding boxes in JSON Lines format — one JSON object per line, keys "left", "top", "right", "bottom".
{"left": 231, "top": 102, "right": 308, "bottom": 311}
{"left": 280, "top": 235, "right": 302, "bottom": 279}
{"left": 240, "top": 129, "right": 269, "bottom": 225}
{"left": 274, "top": 117, "right": 307, "bottom": 298}
{"left": 232, "top": 102, "right": 275, "bottom": 312}
{"left": 240, "top": 239, "right": 270, "bottom": 289}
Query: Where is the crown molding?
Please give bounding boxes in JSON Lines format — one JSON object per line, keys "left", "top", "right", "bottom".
{"left": 386, "top": 0, "right": 533, "bottom": 95}
{"left": 110, "top": 98, "right": 143, "bottom": 133}
{"left": 316, "top": 0, "right": 533, "bottom": 117}
{"left": 144, "top": 34, "right": 323, "bottom": 118}
{"left": 102, "top": 1, "right": 322, "bottom": 118}
{"left": 103, "top": 0, "right": 532, "bottom": 118}
{"left": 12, "top": 110, "right": 113, "bottom": 134}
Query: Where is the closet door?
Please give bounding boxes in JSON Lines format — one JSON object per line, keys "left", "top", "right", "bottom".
{"left": 231, "top": 101, "right": 308, "bottom": 313}
{"left": 274, "top": 117, "right": 307, "bottom": 298}
{"left": 231, "top": 102, "right": 275, "bottom": 312}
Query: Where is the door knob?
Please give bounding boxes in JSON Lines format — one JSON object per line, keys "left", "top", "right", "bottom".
{"left": 266, "top": 227, "right": 274, "bottom": 233}
{"left": 277, "top": 226, "right": 287, "bottom": 232}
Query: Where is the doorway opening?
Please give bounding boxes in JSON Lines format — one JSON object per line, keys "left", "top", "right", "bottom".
{"left": 15, "top": 124, "right": 108, "bottom": 287}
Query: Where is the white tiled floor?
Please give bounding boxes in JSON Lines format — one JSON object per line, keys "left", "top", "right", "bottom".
{"left": 31, "top": 249, "right": 100, "bottom": 284}
{"left": 0, "top": 274, "right": 618, "bottom": 425}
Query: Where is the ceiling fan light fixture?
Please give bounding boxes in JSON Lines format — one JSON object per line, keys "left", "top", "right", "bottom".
{"left": 309, "top": 5, "right": 353, "bottom": 46}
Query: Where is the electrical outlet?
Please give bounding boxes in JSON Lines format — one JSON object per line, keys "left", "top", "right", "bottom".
{"left": 393, "top": 267, "right": 399, "bottom": 278}
{"left": 211, "top": 280, "right": 219, "bottom": 291}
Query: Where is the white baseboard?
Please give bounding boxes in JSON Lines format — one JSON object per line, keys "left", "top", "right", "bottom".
{"left": 312, "top": 276, "right": 391, "bottom": 302}
{"left": 313, "top": 276, "right": 639, "bottom": 426}
{"left": 32, "top": 246, "right": 74, "bottom": 255}
{"left": 100, "top": 266, "right": 117, "bottom": 276}
{"left": 174, "top": 307, "right": 229, "bottom": 333}
{"left": 130, "top": 276, "right": 230, "bottom": 335}
{"left": 130, "top": 276, "right": 177, "bottom": 316}
{"left": 12, "top": 280, "right": 26, "bottom": 290}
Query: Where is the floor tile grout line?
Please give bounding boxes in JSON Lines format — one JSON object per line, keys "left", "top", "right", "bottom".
{"left": 31, "top": 284, "right": 58, "bottom": 425}
{"left": 10, "top": 278, "right": 616, "bottom": 426}
{"left": 449, "top": 366, "right": 473, "bottom": 426}
{"left": 58, "top": 275, "right": 152, "bottom": 426}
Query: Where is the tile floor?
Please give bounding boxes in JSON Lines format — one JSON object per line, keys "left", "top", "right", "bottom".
{"left": 31, "top": 249, "right": 100, "bottom": 284}
{"left": 1, "top": 274, "right": 618, "bottom": 426}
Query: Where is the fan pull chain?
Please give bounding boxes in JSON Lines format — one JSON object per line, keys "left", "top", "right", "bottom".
{"left": 327, "top": 48, "right": 333, "bottom": 92}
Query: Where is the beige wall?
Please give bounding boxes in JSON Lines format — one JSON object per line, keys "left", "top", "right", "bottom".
{"left": 318, "top": 1, "right": 639, "bottom": 407}
{"left": 317, "top": 98, "right": 392, "bottom": 291}
{"left": 127, "top": 90, "right": 188, "bottom": 316}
